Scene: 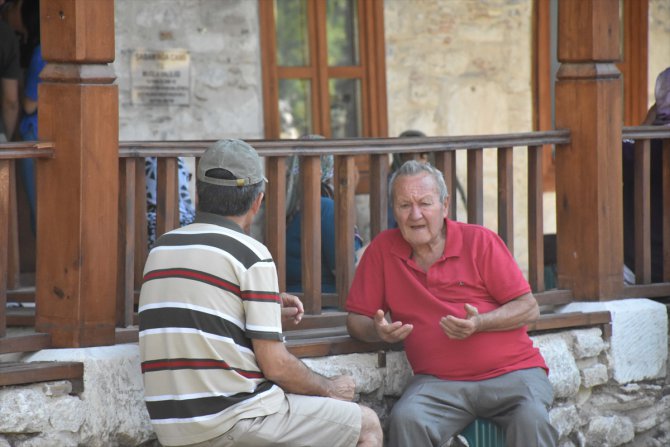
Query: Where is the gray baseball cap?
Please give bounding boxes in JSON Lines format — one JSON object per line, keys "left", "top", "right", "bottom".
{"left": 197, "top": 139, "right": 267, "bottom": 187}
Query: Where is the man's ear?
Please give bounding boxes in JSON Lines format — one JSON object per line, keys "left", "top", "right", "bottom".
{"left": 443, "top": 196, "right": 451, "bottom": 217}
{"left": 250, "top": 191, "right": 264, "bottom": 215}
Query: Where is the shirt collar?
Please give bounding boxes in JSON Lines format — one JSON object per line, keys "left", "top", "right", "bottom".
{"left": 194, "top": 211, "right": 245, "bottom": 234}
{"left": 390, "top": 217, "right": 462, "bottom": 260}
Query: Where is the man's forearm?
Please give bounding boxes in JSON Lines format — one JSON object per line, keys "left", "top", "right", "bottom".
{"left": 2, "top": 79, "right": 19, "bottom": 140}
{"left": 347, "top": 313, "right": 382, "bottom": 343}
{"left": 477, "top": 292, "right": 539, "bottom": 332}
{"left": 253, "top": 339, "right": 339, "bottom": 398}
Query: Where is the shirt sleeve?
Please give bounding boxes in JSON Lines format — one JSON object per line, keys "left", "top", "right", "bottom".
{"left": 346, "top": 236, "right": 388, "bottom": 317}
{"left": 241, "top": 259, "right": 283, "bottom": 341}
{"left": 479, "top": 232, "right": 531, "bottom": 304}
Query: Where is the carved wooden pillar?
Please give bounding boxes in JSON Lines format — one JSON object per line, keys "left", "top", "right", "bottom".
{"left": 555, "top": 0, "right": 622, "bottom": 299}
{"left": 35, "top": 0, "right": 118, "bottom": 346}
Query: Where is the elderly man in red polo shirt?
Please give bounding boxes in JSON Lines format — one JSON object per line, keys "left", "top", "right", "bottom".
{"left": 346, "top": 160, "right": 557, "bottom": 447}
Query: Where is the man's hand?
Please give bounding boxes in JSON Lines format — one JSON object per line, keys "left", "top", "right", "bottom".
{"left": 280, "top": 292, "right": 304, "bottom": 326}
{"left": 439, "top": 303, "right": 481, "bottom": 340}
{"left": 373, "top": 309, "right": 413, "bottom": 343}
{"left": 326, "top": 375, "right": 356, "bottom": 401}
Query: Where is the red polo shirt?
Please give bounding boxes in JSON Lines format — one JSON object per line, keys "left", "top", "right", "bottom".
{"left": 346, "top": 218, "right": 547, "bottom": 381}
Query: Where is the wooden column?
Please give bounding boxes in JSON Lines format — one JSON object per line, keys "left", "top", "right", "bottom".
{"left": 35, "top": 0, "right": 118, "bottom": 346}
{"left": 554, "top": 0, "right": 622, "bottom": 300}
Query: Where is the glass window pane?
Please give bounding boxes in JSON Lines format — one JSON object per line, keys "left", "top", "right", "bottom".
{"left": 329, "top": 78, "right": 361, "bottom": 138}
{"left": 327, "top": 0, "right": 359, "bottom": 66}
{"left": 279, "top": 79, "right": 312, "bottom": 139}
{"left": 275, "top": 0, "right": 310, "bottom": 67}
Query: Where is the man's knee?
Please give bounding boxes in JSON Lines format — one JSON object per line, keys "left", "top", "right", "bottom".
{"left": 358, "top": 405, "right": 383, "bottom": 446}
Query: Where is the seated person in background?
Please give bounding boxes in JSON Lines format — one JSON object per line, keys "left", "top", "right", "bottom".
{"left": 139, "top": 139, "right": 382, "bottom": 447}
{"left": 623, "top": 66, "right": 670, "bottom": 283}
{"left": 145, "top": 156, "right": 195, "bottom": 248}
{"left": 285, "top": 149, "right": 363, "bottom": 293}
{"left": 346, "top": 160, "right": 557, "bottom": 447}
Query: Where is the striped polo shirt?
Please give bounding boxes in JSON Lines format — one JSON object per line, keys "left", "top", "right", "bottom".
{"left": 138, "top": 212, "right": 285, "bottom": 447}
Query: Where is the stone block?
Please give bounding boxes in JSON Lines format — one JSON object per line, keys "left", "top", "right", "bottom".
{"left": 586, "top": 415, "right": 635, "bottom": 446}
{"left": 0, "top": 387, "right": 51, "bottom": 432}
{"left": 581, "top": 364, "right": 609, "bottom": 388}
{"left": 560, "top": 299, "right": 668, "bottom": 383}
{"left": 549, "top": 404, "right": 580, "bottom": 439}
{"left": 532, "top": 334, "right": 581, "bottom": 398}
{"left": 571, "top": 328, "right": 606, "bottom": 359}
{"left": 20, "top": 344, "right": 155, "bottom": 447}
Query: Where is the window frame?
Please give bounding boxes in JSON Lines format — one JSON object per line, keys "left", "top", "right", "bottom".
{"left": 258, "top": 0, "right": 388, "bottom": 140}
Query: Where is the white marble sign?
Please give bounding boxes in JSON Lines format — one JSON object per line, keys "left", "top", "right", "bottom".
{"left": 131, "top": 49, "right": 191, "bottom": 106}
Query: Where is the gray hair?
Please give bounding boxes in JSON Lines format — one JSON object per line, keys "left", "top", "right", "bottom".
{"left": 389, "top": 160, "right": 449, "bottom": 205}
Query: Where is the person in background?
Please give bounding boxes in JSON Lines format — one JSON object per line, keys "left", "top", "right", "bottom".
{"left": 139, "top": 139, "right": 382, "bottom": 447}
{"left": 0, "top": 0, "right": 20, "bottom": 143}
{"left": 347, "top": 160, "right": 557, "bottom": 447}
{"left": 8, "top": 0, "right": 41, "bottom": 233}
{"left": 623, "top": 66, "right": 670, "bottom": 283}
{"left": 285, "top": 136, "right": 363, "bottom": 293}
{"left": 144, "top": 156, "right": 195, "bottom": 248}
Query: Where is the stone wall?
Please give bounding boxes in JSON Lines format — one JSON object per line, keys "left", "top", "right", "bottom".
{"left": 0, "top": 299, "right": 666, "bottom": 446}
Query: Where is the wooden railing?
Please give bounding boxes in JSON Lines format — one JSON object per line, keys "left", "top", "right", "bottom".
{"left": 11, "top": 127, "right": 663, "bottom": 379}
{"left": 621, "top": 126, "right": 670, "bottom": 299}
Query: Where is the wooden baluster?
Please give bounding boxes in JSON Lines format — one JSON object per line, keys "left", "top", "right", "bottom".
{"left": 0, "top": 159, "right": 9, "bottom": 337}
{"left": 528, "top": 144, "right": 545, "bottom": 292}
{"left": 434, "top": 151, "right": 457, "bottom": 220}
{"left": 368, "top": 153, "right": 389, "bottom": 239}
{"left": 117, "top": 158, "right": 136, "bottom": 327}
{"left": 156, "top": 157, "right": 179, "bottom": 237}
{"left": 633, "top": 139, "right": 651, "bottom": 283}
{"left": 36, "top": 0, "right": 118, "bottom": 347}
{"left": 300, "top": 156, "right": 322, "bottom": 314}
{"left": 467, "top": 149, "right": 483, "bottom": 225}
{"left": 662, "top": 139, "right": 670, "bottom": 282}
{"left": 497, "top": 146, "right": 514, "bottom": 251}
{"left": 265, "top": 156, "right": 287, "bottom": 292}
{"left": 335, "top": 155, "right": 356, "bottom": 309}
{"left": 554, "top": 0, "right": 622, "bottom": 299}
{"left": 6, "top": 160, "right": 19, "bottom": 289}
{"left": 134, "top": 160, "right": 148, "bottom": 295}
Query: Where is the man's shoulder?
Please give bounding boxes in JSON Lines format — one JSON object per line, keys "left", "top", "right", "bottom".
{"left": 156, "top": 223, "right": 274, "bottom": 267}
{"left": 451, "top": 220, "right": 498, "bottom": 240}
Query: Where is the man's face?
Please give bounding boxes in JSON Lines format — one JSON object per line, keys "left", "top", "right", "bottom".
{"left": 392, "top": 173, "right": 449, "bottom": 248}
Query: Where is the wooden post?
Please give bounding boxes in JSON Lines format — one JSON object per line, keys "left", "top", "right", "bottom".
{"left": 35, "top": 0, "right": 118, "bottom": 346}
{"left": 554, "top": 0, "right": 622, "bottom": 300}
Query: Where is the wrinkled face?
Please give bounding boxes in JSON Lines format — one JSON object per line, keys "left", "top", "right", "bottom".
{"left": 392, "top": 173, "right": 449, "bottom": 249}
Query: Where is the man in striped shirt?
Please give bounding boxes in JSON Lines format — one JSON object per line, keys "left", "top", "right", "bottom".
{"left": 139, "top": 139, "right": 382, "bottom": 447}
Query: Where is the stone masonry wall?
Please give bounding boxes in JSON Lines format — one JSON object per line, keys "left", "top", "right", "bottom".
{"left": 0, "top": 299, "right": 667, "bottom": 446}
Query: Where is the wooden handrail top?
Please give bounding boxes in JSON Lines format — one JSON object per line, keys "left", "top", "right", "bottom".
{"left": 0, "top": 141, "right": 55, "bottom": 159}
{"left": 622, "top": 125, "right": 670, "bottom": 140}
{"left": 118, "top": 129, "right": 571, "bottom": 158}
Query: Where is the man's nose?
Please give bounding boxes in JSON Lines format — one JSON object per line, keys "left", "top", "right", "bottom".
{"left": 410, "top": 204, "right": 422, "bottom": 219}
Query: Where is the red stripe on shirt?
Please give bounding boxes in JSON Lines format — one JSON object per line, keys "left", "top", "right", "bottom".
{"left": 143, "top": 268, "right": 241, "bottom": 294}
{"left": 141, "top": 359, "right": 264, "bottom": 379}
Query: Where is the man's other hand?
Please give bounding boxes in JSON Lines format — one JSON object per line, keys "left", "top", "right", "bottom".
{"left": 280, "top": 292, "right": 304, "bottom": 326}
{"left": 439, "top": 303, "right": 481, "bottom": 340}
{"left": 373, "top": 309, "right": 413, "bottom": 343}
{"left": 326, "top": 375, "right": 356, "bottom": 401}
